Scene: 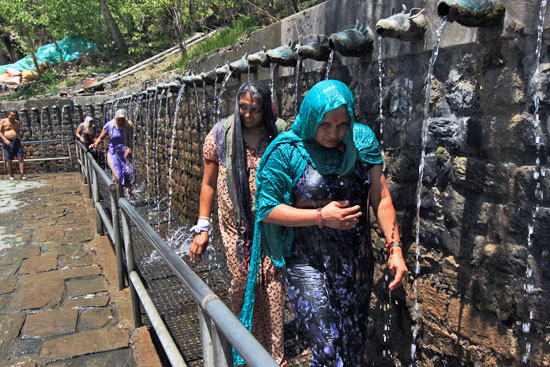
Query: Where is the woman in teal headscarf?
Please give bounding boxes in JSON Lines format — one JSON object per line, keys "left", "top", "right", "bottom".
{"left": 240, "top": 79, "right": 408, "bottom": 366}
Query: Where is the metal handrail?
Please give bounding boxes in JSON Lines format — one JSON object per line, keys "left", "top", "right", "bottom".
{"left": 75, "top": 140, "right": 278, "bottom": 367}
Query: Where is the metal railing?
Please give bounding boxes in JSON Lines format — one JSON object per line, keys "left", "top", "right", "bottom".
{"left": 1, "top": 138, "right": 75, "bottom": 174}
{"left": 75, "top": 140, "right": 278, "bottom": 367}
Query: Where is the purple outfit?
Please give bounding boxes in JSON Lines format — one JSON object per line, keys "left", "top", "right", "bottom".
{"left": 103, "top": 119, "right": 131, "bottom": 187}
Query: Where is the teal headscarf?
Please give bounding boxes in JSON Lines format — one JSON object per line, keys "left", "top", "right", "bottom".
{"left": 237, "top": 79, "right": 383, "bottom": 345}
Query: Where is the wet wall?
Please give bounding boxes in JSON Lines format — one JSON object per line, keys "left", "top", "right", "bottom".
{"left": 1, "top": 0, "right": 549, "bottom": 365}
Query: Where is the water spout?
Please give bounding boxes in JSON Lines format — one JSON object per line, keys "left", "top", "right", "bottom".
{"left": 200, "top": 69, "right": 218, "bottom": 85}
{"left": 247, "top": 48, "right": 270, "bottom": 67}
{"left": 328, "top": 20, "right": 374, "bottom": 57}
{"left": 230, "top": 54, "right": 257, "bottom": 75}
{"left": 297, "top": 35, "right": 331, "bottom": 61}
{"left": 266, "top": 41, "right": 298, "bottom": 67}
{"left": 376, "top": 6, "right": 427, "bottom": 41}
{"left": 437, "top": 0, "right": 505, "bottom": 27}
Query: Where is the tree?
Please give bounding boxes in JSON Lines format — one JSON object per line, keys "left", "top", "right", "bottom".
{"left": 97, "top": 0, "right": 127, "bottom": 54}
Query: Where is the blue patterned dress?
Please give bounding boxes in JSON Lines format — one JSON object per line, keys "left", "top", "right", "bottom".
{"left": 286, "top": 161, "right": 375, "bottom": 367}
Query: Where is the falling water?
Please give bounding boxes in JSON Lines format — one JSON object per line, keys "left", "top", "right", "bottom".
{"left": 154, "top": 89, "right": 166, "bottom": 218}
{"left": 325, "top": 50, "right": 335, "bottom": 80}
{"left": 377, "top": 37, "right": 385, "bottom": 127}
{"left": 523, "top": 0, "right": 547, "bottom": 363}
{"left": 294, "top": 57, "right": 302, "bottom": 117}
{"left": 213, "top": 78, "right": 219, "bottom": 122}
{"left": 193, "top": 83, "right": 203, "bottom": 142}
{"left": 167, "top": 85, "right": 186, "bottom": 230}
{"left": 377, "top": 36, "right": 386, "bottom": 159}
{"left": 145, "top": 92, "right": 152, "bottom": 215}
{"left": 60, "top": 105, "right": 66, "bottom": 137}
{"left": 410, "top": 17, "right": 447, "bottom": 364}
{"left": 269, "top": 62, "right": 276, "bottom": 97}
{"left": 39, "top": 109, "right": 44, "bottom": 138}
{"left": 216, "top": 71, "right": 233, "bottom": 122}
{"left": 202, "top": 81, "right": 207, "bottom": 131}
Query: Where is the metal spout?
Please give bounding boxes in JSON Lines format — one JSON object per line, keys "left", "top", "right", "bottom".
{"left": 437, "top": 0, "right": 505, "bottom": 27}
{"left": 266, "top": 41, "right": 298, "bottom": 67}
{"left": 297, "top": 35, "right": 331, "bottom": 61}
{"left": 230, "top": 54, "right": 258, "bottom": 73}
{"left": 376, "top": 6, "right": 427, "bottom": 41}
{"left": 329, "top": 20, "right": 374, "bottom": 57}
{"left": 166, "top": 81, "right": 181, "bottom": 92}
{"left": 247, "top": 48, "right": 270, "bottom": 67}
{"left": 200, "top": 70, "right": 218, "bottom": 85}
{"left": 215, "top": 64, "right": 231, "bottom": 76}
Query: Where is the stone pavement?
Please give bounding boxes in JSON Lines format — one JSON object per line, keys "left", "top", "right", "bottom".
{"left": 0, "top": 173, "right": 162, "bottom": 367}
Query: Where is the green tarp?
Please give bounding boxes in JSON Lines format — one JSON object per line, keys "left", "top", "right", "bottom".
{"left": 0, "top": 35, "right": 98, "bottom": 75}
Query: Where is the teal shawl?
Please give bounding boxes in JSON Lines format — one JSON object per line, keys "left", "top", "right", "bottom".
{"left": 237, "top": 79, "right": 383, "bottom": 341}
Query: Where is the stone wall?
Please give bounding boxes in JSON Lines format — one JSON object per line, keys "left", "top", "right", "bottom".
{"left": 1, "top": 0, "right": 549, "bottom": 365}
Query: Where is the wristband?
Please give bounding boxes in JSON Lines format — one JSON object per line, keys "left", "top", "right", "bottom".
{"left": 386, "top": 241, "right": 402, "bottom": 250}
{"left": 190, "top": 218, "right": 211, "bottom": 234}
{"left": 316, "top": 208, "right": 323, "bottom": 229}
{"left": 198, "top": 216, "right": 211, "bottom": 222}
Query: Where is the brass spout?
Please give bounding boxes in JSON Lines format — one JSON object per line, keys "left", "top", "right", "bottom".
{"left": 376, "top": 6, "right": 427, "bottom": 41}
{"left": 297, "top": 35, "right": 331, "bottom": 61}
{"left": 437, "top": 0, "right": 505, "bottom": 27}
{"left": 230, "top": 54, "right": 258, "bottom": 73}
{"left": 200, "top": 70, "right": 218, "bottom": 85}
{"left": 215, "top": 64, "right": 231, "bottom": 77}
{"left": 329, "top": 20, "right": 374, "bottom": 57}
{"left": 247, "top": 48, "right": 270, "bottom": 67}
{"left": 266, "top": 41, "right": 298, "bottom": 67}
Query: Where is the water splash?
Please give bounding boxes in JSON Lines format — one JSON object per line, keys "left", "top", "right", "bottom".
{"left": 167, "top": 85, "right": 186, "bottom": 230}
{"left": 411, "top": 16, "right": 447, "bottom": 364}
{"left": 294, "top": 56, "right": 302, "bottom": 117}
{"left": 325, "top": 50, "right": 335, "bottom": 80}
{"left": 523, "top": 0, "right": 547, "bottom": 363}
{"left": 216, "top": 71, "right": 233, "bottom": 121}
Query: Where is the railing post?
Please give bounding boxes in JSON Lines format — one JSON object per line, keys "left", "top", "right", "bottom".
{"left": 92, "top": 169, "right": 104, "bottom": 235}
{"left": 110, "top": 188, "right": 125, "bottom": 290}
{"left": 86, "top": 153, "right": 93, "bottom": 199}
{"left": 67, "top": 140, "right": 74, "bottom": 171}
{"left": 121, "top": 209, "right": 142, "bottom": 328}
{"left": 198, "top": 307, "right": 231, "bottom": 367}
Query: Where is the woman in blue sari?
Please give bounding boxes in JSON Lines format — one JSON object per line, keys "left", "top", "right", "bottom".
{"left": 241, "top": 79, "right": 408, "bottom": 366}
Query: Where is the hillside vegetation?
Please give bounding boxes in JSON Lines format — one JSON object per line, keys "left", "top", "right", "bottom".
{"left": 0, "top": 0, "right": 324, "bottom": 99}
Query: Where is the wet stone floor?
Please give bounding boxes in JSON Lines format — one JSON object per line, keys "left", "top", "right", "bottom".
{"left": 0, "top": 172, "right": 311, "bottom": 366}
{"left": 0, "top": 173, "right": 160, "bottom": 367}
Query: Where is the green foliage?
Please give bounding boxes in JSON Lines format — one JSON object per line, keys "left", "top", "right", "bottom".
{"left": 165, "top": 15, "right": 256, "bottom": 71}
{"left": 476, "top": 301, "right": 498, "bottom": 314}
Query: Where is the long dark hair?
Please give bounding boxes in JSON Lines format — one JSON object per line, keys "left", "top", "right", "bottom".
{"left": 232, "top": 81, "right": 278, "bottom": 242}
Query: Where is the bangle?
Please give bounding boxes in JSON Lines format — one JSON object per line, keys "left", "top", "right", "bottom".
{"left": 386, "top": 241, "right": 402, "bottom": 250}
{"left": 316, "top": 208, "right": 323, "bottom": 229}
{"left": 198, "top": 216, "right": 211, "bottom": 222}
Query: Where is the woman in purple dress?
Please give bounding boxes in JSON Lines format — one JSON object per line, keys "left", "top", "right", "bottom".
{"left": 90, "top": 109, "right": 134, "bottom": 197}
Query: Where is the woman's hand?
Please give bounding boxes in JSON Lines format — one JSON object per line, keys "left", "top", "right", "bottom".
{"left": 189, "top": 232, "right": 209, "bottom": 263}
{"left": 125, "top": 147, "right": 132, "bottom": 159}
{"left": 89, "top": 142, "right": 97, "bottom": 149}
{"left": 387, "top": 246, "right": 408, "bottom": 290}
{"left": 321, "top": 200, "right": 362, "bottom": 230}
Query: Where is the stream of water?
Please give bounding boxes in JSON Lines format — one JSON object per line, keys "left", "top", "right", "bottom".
{"left": 410, "top": 17, "right": 447, "bottom": 364}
